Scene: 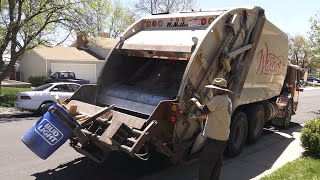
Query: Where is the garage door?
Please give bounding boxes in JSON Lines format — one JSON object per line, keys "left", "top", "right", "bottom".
{"left": 51, "top": 63, "right": 97, "bottom": 83}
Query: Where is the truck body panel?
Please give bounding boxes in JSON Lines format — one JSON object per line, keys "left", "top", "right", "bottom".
{"left": 59, "top": 6, "right": 302, "bottom": 163}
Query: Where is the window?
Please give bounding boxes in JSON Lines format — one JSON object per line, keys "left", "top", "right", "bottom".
{"left": 69, "top": 84, "right": 80, "bottom": 92}
{"left": 51, "top": 84, "right": 71, "bottom": 92}
{"left": 52, "top": 72, "right": 59, "bottom": 78}
{"left": 33, "top": 84, "right": 53, "bottom": 91}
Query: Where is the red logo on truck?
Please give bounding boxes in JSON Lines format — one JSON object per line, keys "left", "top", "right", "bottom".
{"left": 256, "top": 43, "right": 286, "bottom": 76}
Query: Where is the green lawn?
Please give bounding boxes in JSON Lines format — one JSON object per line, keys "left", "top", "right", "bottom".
{"left": 261, "top": 157, "right": 320, "bottom": 180}
{"left": 0, "top": 87, "right": 31, "bottom": 107}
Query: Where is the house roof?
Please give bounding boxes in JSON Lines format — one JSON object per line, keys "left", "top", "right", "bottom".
{"left": 32, "top": 47, "right": 102, "bottom": 62}
{"left": 88, "top": 37, "right": 118, "bottom": 49}
{"left": 70, "top": 36, "right": 118, "bottom": 49}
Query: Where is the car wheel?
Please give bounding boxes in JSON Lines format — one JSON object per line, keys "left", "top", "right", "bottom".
{"left": 38, "top": 101, "right": 54, "bottom": 115}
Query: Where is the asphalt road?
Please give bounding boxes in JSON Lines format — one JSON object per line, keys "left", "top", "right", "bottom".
{"left": 0, "top": 88, "right": 319, "bottom": 180}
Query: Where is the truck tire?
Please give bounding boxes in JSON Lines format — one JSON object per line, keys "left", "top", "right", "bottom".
{"left": 226, "top": 112, "right": 248, "bottom": 157}
{"left": 282, "top": 100, "right": 293, "bottom": 129}
{"left": 248, "top": 105, "right": 265, "bottom": 144}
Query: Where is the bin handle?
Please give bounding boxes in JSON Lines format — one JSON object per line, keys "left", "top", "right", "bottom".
{"left": 134, "top": 145, "right": 149, "bottom": 161}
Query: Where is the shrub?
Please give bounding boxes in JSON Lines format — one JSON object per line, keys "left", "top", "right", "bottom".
{"left": 28, "top": 76, "right": 46, "bottom": 87}
{"left": 301, "top": 118, "right": 320, "bottom": 155}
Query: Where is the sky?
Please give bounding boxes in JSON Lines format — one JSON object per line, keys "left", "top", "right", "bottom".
{"left": 198, "top": 0, "right": 320, "bottom": 37}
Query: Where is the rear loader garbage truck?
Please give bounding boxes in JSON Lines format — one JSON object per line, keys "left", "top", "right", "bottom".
{"left": 22, "top": 6, "right": 303, "bottom": 163}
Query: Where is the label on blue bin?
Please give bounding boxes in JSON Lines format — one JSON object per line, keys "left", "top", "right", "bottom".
{"left": 35, "top": 119, "right": 64, "bottom": 145}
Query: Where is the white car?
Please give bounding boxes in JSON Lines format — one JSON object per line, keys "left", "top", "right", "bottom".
{"left": 16, "top": 82, "right": 80, "bottom": 112}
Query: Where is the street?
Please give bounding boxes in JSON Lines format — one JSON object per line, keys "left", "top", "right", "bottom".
{"left": 0, "top": 88, "right": 319, "bottom": 180}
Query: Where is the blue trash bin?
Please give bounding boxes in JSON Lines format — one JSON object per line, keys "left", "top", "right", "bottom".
{"left": 21, "top": 103, "right": 74, "bottom": 159}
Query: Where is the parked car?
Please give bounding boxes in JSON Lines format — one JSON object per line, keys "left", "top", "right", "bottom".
{"left": 45, "top": 71, "right": 90, "bottom": 85}
{"left": 307, "top": 77, "right": 320, "bottom": 83}
{"left": 16, "top": 82, "right": 80, "bottom": 112}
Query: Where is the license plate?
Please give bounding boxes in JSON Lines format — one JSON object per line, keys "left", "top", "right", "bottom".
{"left": 188, "top": 20, "right": 201, "bottom": 27}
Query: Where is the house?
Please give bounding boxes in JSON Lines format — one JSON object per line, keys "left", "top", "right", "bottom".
{"left": 19, "top": 46, "right": 105, "bottom": 83}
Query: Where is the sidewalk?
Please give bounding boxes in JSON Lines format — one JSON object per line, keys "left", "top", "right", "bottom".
{"left": 140, "top": 124, "right": 304, "bottom": 180}
{"left": 222, "top": 125, "right": 303, "bottom": 180}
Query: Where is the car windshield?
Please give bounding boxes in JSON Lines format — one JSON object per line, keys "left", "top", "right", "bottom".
{"left": 60, "top": 72, "right": 75, "bottom": 79}
{"left": 33, "top": 83, "right": 53, "bottom": 91}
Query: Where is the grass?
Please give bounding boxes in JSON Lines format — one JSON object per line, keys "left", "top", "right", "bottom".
{"left": 261, "top": 157, "right": 320, "bottom": 180}
{"left": 0, "top": 87, "right": 31, "bottom": 107}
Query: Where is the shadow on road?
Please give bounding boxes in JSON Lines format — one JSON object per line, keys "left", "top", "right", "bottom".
{"left": 31, "top": 123, "right": 303, "bottom": 180}
{"left": 0, "top": 113, "right": 39, "bottom": 123}
{"left": 32, "top": 151, "right": 171, "bottom": 180}
{"left": 140, "top": 123, "right": 303, "bottom": 180}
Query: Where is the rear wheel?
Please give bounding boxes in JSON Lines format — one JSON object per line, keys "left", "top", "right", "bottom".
{"left": 248, "top": 105, "right": 265, "bottom": 144}
{"left": 37, "top": 101, "right": 54, "bottom": 115}
{"left": 226, "top": 112, "right": 248, "bottom": 157}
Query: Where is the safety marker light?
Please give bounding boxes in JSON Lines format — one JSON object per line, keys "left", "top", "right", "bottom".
{"left": 147, "top": 21, "right": 151, "bottom": 27}
{"left": 201, "top": 18, "right": 207, "bottom": 25}
{"left": 208, "top": 18, "right": 214, "bottom": 24}
{"left": 152, "top": 21, "right": 157, "bottom": 26}
{"left": 158, "top": 20, "right": 163, "bottom": 26}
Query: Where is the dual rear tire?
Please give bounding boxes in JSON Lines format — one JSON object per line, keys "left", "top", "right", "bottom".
{"left": 226, "top": 105, "right": 265, "bottom": 157}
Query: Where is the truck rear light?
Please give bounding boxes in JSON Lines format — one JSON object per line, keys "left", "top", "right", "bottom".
{"left": 158, "top": 20, "right": 163, "bottom": 26}
{"left": 152, "top": 21, "right": 157, "bottom": 26}
{"left": 176, "top": 18, "right": 179, "bottom": 21}
{"left": 201, "top": 18, "right": 207, "bottom": 25}
{"left": 182, "top": 17, "right": 185, "bottom": 21}
{"left": 143, "top": 19, "right": 146, "bottom": 23}
{"left": 208, "top": 18, "right": 214, "bottom": 24}
{"left": 170, "top": 116, "right": 176, "bottom": 123}
{"left": 171, "top": 104, "right": 178, "bottom": 112}
{"left": 21, "top": 96, "right": 31, "bottom": 100}
{"left": 147, "top": 21, "right": 151, "bottom": 27}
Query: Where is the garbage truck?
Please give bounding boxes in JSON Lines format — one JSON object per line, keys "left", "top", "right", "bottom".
{"left": 22, "top": 6, "right": 303, "bottom": 163}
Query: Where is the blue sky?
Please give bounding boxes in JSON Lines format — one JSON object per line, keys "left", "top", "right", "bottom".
{"left": 198, "top": 0, "right": 320, "bottom": 37}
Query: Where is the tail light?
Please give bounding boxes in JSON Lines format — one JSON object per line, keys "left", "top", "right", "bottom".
{"left": 169, "top": 103, "right": 184, "bottom": 123}
{"left": 21, "top": 96, "right": 31, "bottom": 100}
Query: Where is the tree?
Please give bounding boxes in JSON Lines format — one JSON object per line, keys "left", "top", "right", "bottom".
{"left": 288, "top": 35, "right": 312, "bottom": 68}
{"left": 134, "top": 0, "right": 198, "bottom": 15}
{"left": 308, "top": 10, "right": 320, "bottom": 70}
{"left": 0, "top": 0, "right": 78, "bottom": 83}
{"left": 107, "top": 0, "right": 137, "bottom": 38}
{"left": 64, "top": 0, "right": 112, "bottom": 37}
